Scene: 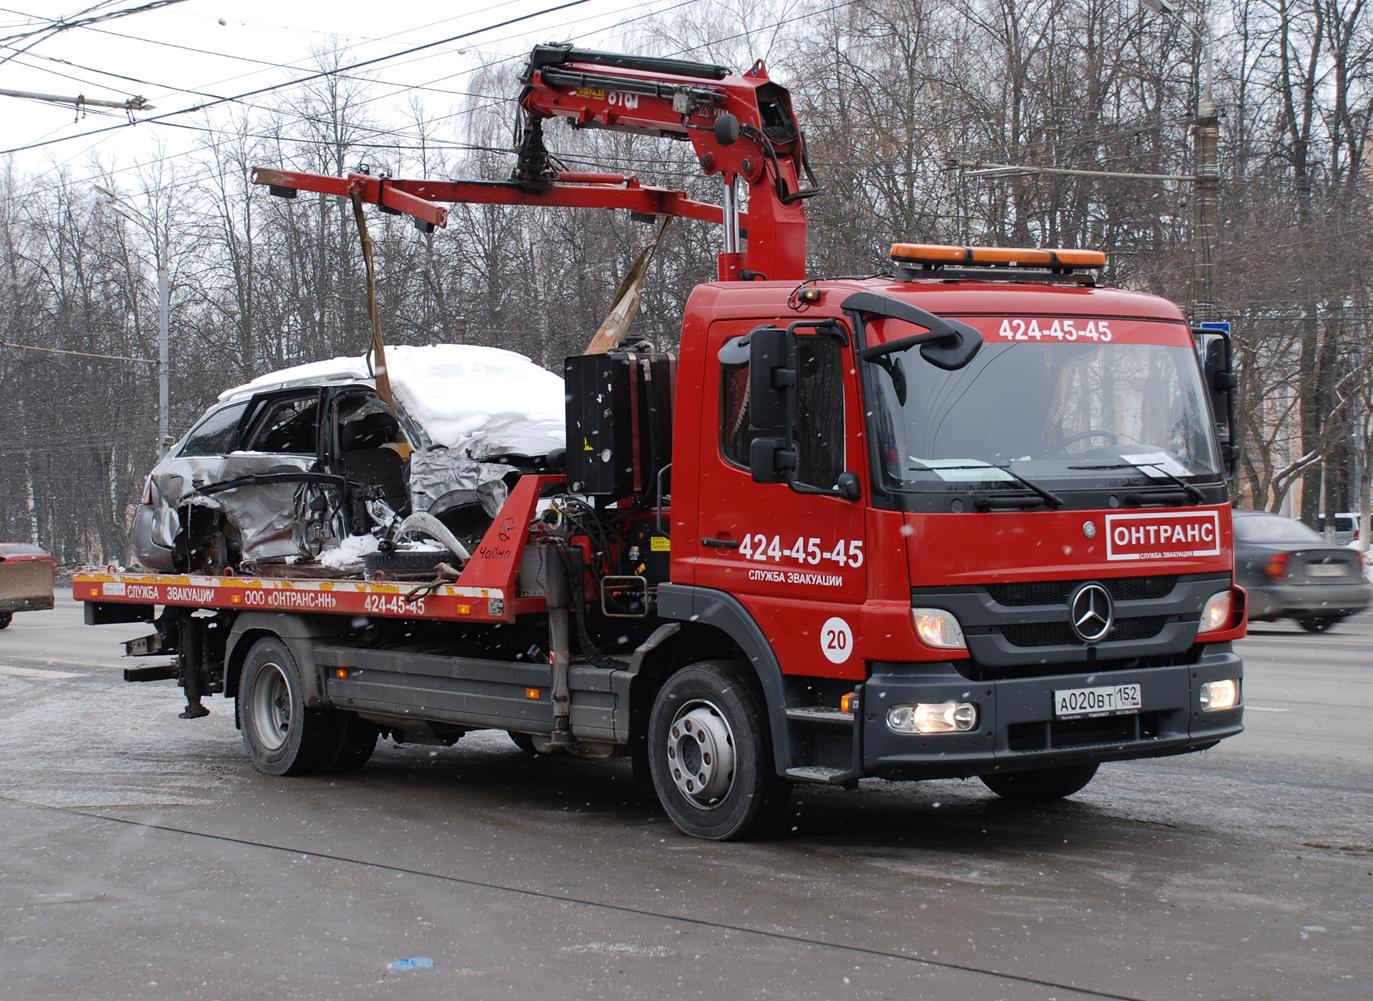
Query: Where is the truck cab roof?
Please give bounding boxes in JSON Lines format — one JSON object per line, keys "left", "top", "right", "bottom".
{"left": 686, "top": 275, "right": 1188, "bottom": 325}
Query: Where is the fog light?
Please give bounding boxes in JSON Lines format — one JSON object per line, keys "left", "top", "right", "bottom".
{"left": 1197, "top": 590, "right": 1233, "bottom": 635}
{"left": 912, "top": 608, "right": 966, "bottom": 650}
{"left": 1199, "top": 678, "right": 1240, "bottom": 712}
{"left": 887, "top": 701, "right": 978, "bottom": 734}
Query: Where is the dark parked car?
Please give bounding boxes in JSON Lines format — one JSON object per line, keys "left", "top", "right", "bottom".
{"left": 0, "top": 542, "right": 55, "bottom": 629}
{"left": 1233, "top": 509, "right": 1371, "bottom": 632}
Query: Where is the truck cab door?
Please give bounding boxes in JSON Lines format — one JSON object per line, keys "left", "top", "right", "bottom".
{"left": 692, "top": 321, "right": 869, "bottom": 682}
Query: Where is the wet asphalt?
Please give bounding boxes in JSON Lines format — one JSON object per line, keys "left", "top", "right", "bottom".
{"left": 1, "top": 597, "right": 1369, "bottom": 1000}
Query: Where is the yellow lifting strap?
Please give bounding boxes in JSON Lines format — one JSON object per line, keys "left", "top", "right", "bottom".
{"left": 351, "top": 189, "right": 396, "bottom": 408}
{"left": 583, "top": 218, "right": 672, "bottom": 356}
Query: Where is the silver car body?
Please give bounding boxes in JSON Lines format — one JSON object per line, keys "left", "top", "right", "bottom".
{"left": 131, "top": 346, "right": 565, "bottom": 572}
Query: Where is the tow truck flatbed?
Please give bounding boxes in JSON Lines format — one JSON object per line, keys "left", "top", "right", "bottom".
{"left": 73, "top": 570, "right": 506, "bottom": 623}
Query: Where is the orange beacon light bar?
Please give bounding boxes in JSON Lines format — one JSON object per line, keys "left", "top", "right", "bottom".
{"left": 890, "top": 243, "right": 1107, "bottom": 270}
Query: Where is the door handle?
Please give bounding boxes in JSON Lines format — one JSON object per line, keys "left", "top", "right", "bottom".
{"left": 701, "top": 537, "right": 741, "bottom": 549}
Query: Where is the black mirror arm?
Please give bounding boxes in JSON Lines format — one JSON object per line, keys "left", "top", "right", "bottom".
{"left": 859, "top": 328, "right": 954, "bottom": 361}
{"left": 843, "top": 291, "right": 982, "bottom": 369}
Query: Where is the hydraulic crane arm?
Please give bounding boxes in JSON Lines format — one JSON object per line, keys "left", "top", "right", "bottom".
{"left": 250, "top": 44, "right": 816, "bottom": 282}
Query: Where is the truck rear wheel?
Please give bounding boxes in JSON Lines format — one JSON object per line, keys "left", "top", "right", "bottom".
{"left": 980, "top": 763, "right": 1098, "bottom": 804}
{"left": 647, "top": 660, "right": 790, "bottom": 841}
{"left": 238, "top": 637, "right": 335, "bottom": 776}
{"left": 0, "top": 612, "right": 11, "bottom": 629}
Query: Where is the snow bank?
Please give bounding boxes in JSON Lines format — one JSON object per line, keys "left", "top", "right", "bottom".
{"left": 220, "top": 344, "right": 566, "bottom": 453}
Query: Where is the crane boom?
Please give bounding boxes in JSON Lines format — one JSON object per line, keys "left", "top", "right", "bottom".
{"left": 250, "top": 43, "right": 817, "bottom": 281}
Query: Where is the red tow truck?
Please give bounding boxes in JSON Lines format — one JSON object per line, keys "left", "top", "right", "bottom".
{"left": 76, "top": 45, "right": 1246, "bottom": 840}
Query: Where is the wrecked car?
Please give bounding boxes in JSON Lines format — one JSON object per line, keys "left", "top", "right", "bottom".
{"left": 130, "top": 345, "right": 565, "bottom": 575}
{"left": 0, "top": 542, "right": 55, "bottom": 629}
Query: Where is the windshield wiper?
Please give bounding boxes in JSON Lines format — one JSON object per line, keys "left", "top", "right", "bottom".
{"left": 910, "top": 464, "right": 1064, "bottom": 509}
{"left": 1068, "top": 460, "right": 1205, "bottom": 503}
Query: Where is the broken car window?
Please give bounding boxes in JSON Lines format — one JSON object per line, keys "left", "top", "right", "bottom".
{"left": 337, "top": 395, "right": 404, "bottom": 454}
{"left": 179, "top": 401, "right": 248, "bottom": 457}
{"left": 244, "top": 394, "right": 320, "bottom": 455}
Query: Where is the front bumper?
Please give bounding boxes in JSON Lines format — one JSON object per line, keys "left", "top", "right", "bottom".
{"left": 861, "top": 646, "right": 1243, "bottom": 779}
{"left": 1244, "top": 581, "right": 1371, "bottom": 621}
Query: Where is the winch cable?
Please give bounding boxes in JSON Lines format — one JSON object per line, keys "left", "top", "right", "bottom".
{"left": 350, "top": 188, "right": 396, "bottom": 409}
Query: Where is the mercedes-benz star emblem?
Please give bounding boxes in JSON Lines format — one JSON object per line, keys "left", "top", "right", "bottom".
{"left": 1082, "top": 520, "right": 1097, "bottom": 539}
{"left": 1069, "top": 583, "right": 1113, "bottom": 644}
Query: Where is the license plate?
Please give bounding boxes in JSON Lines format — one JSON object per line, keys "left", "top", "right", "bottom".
{"left": 1307, "top": 564, "right": 1349, "bottom": 578}
{"left": 1053, "top": 684, "right": 1143, "bottom": 720}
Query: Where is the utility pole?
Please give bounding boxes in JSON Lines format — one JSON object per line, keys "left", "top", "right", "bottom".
{"left": 157, "top": 265, "right": 170, "bottom": 451}
{"left": 1142, "top": 0, "right": 1218, "bottom": 323}
{"left": 1190, "top": 26, "right": 1220, "bottom": 324}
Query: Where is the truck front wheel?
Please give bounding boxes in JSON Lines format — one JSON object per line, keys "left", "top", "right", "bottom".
{"left": 647, "top": 661, "right": 790, "bottom": 841}
{"left": 980, "top": 763, "right": 1099, "bottom": 804}
{"left": 238, "top": 637, "right": 335, "bottom": 775}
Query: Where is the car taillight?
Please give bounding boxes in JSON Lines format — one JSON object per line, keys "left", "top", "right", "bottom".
{"left": 1264, "top": 553, "right": 1290, "bottom": 580}
{"left": 140, "top": 476, "right": 154, "bottom": 506}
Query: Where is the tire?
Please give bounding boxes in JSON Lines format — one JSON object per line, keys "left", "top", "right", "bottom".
{"left": 980, "top": 763, "right": 1099, "bottom": 804}
{"left": 508, "top": 731, "right": 539, "bottom": 755}
{"left": 0, "top": 612, "right": 11, "bottom": 630}
{"left": 647, "top": 660, "right": 791, "bottom": 841}
{"left": 1297, "top": 615, "right": 1339, "bottom": 633}
{"left": 323, "top": 712, "right": 379, "bottom": 772}
{"left": 237, "top": 637, "right": 336, "bottom": 776}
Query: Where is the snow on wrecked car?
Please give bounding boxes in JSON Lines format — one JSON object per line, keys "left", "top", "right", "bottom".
{"left": 130, "top": 345, "right": 565, "bottom": 575}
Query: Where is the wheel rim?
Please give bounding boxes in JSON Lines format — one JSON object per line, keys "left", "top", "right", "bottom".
{"left": 666, "top": 699, "right": 736, "bottom": 810}
{"left": 250, "top": 662, "right": 292, "bottom": 751}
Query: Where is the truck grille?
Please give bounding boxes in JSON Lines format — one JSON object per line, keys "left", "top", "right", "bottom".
{"left": 987, "top": 575, "right": 1177, "bottom": 606}
{"left": 1000, "top": 616, "right": 1169, "bottom": 648}
{"left": 1008, "top": 711, "right": 1164, "bottom": 751}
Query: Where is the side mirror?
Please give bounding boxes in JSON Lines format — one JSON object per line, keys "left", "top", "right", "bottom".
{"left": 1195, "top": 328, "right": 1238, "bottom": 478}
{"left": 919, "top": 319, "right": 983, "bottom": 371}
{"left": 747, "top": 327, "right": 797, "bottom": 483}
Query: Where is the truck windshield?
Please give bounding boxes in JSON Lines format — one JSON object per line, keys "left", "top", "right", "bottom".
{"left": 868, "top": 319, "right": 1222, "bottom": 493}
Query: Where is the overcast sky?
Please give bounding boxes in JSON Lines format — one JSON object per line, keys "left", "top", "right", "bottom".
{"left": 1, "top": 0, "right": 693, "bottom": 188}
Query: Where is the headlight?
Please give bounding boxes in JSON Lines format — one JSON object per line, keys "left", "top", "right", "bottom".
{"left": 1197, "top": 590, "right": 1233, "bottom": 635}
{"left": 912, "top": 608, "right": 966, "bottom": 650}
{"left": 887, "top": 701, "right": 979, "bottom": 734}
{"left": 1199, "top": 678, "right": 1240, "bottom": 712}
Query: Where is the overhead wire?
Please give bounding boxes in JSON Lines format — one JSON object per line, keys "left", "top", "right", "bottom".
{"left": 0, "top": 0, "right": 184, "bottom": 68}
{"left": 5, "top": 0, "right": 707, "bottom": 199}
{"left": 0, "top": 0, "right": 595, "bottom": 156}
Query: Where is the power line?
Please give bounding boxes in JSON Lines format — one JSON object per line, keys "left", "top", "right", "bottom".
{"left": 0, "top": 339, "right": 156, "bottom": 362}
{"left": 0, "top": 0, "right": 594, "bottom": 156}
{"left": 0, "top": 0, "right": 185, "bottom": 67}
{"left": 5, "top": 0, "right": 706, "bottom": 198}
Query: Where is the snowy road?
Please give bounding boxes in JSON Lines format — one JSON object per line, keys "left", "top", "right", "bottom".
{"left": 1, "top": 598, "right": 1369, "bottom": 1000}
